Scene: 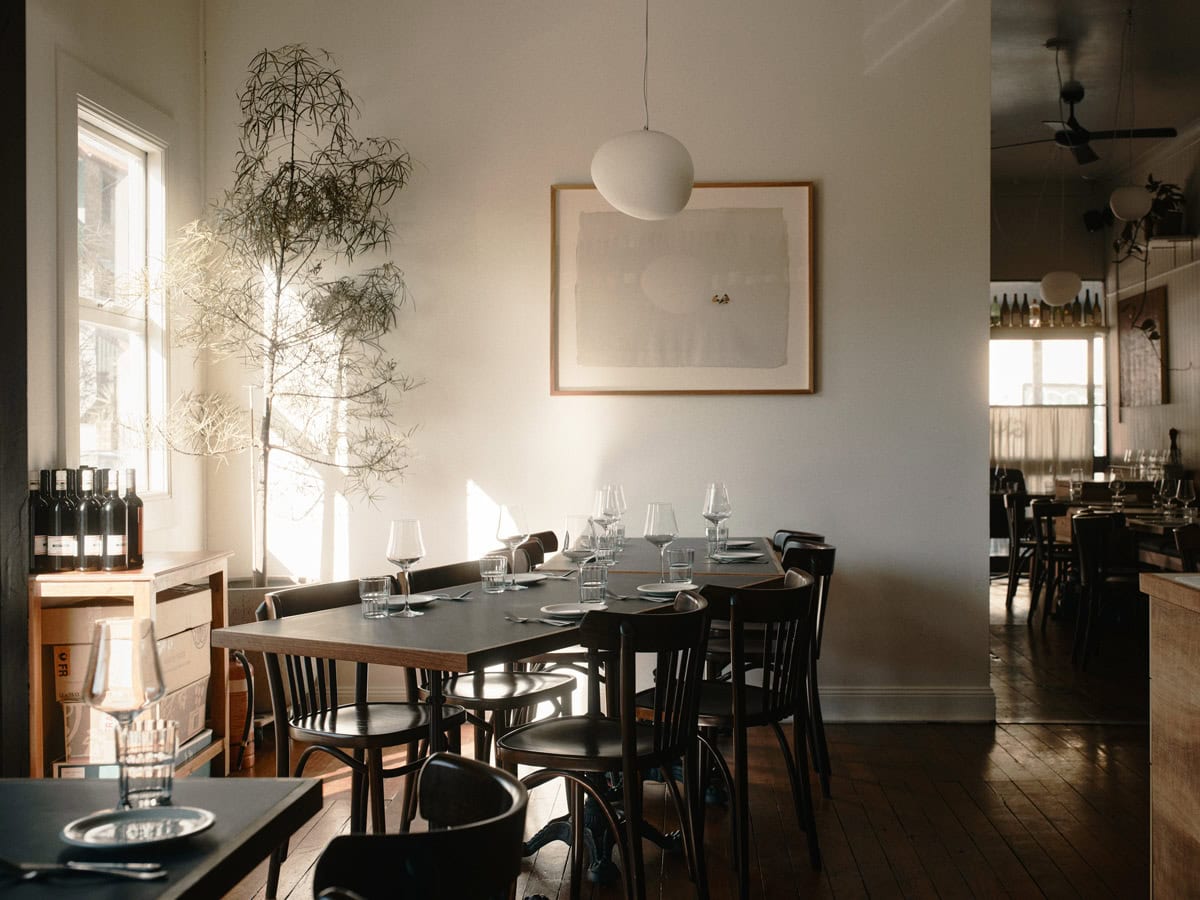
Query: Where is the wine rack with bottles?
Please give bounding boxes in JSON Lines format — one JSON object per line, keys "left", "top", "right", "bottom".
{"left": 28, "top": 466, "right": 145, "bottom": 574}
{"left": 989, "top": 288, "right": 1105, "bottom": 331}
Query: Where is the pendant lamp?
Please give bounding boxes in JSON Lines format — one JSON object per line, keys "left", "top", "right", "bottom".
{"left": 1110, "top": 184, "right": 1152, "bottom": 222}
{"left": 1108, "top": 10, "right": 1151, "bottom": 222}
{"left": 1041, "top": 44, "right": 1081, "bottom": 309}
{"left": 591, "top": 0, "right": 693, "bottom": 220}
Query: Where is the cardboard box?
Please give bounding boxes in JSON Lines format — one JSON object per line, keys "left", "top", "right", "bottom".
{"left": 53, "top": 621, "right": 210, "bottom": 702}
{"left": 41, "top": 587, "right": 211, "bottom": 645}
{"left": 62, "top": 675, "right": 210, "bottom": 761}
{"left": 53, "top": 728, "right": 214, "bottom": 779}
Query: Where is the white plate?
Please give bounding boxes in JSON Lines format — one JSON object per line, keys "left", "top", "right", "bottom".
{"left": 513, "top": 573, "right": 547, "bottom": 585}
{"left": 540, "top": 602, "right": 607, "bottom": 618}
{"left": 712, "top": 551, "right": 765, "bottom": 561}
{"left": 389, "top": 593, "right": 437, "bottom": 609}
{"left": 724, "top": 539, "right": 758, "bottom": 549}
{"left": 61, "top": 806, "right": 216, "bottom": 848}
{"left": 637, "top": 582, "right": 699, "bottom": 595}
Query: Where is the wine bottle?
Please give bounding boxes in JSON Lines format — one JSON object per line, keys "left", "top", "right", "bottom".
{"left": 1071, "top": 295, "right": 1083, "bottom": 327}
{"left": 48, "top": 469, "right": 78, "bottom": 572}
{"left": 28, "top": 471, "right": 50, "bottom": 573}
{"left": 76, "top": 466, "right": 103, "bottom": 571}
{"left": 990, "top": 295, "right": 1001, "bottom": 327}
{"left": 1000, "top": 293, "right": 1011, "bottom": 327}
{"left": 1020, "top": 293, "right": 1030, "bottom": 327}
{"left": 100, "top": 469, "right": 127, "bottom": 571}
{"left": 1029, "top": 294, "right": 1042, "bottom": 328}
{"left": 125, "top": 468, "right": 144, "bottom": 568}
{"left": 1091, "top": 294, "right": 1103, "bottom": 326}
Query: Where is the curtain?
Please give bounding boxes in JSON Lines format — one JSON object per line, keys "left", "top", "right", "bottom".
{"left": 990, "top": 406, "right": 1091, "bottom": 486}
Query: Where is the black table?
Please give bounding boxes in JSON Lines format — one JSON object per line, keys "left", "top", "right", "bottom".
{"left": 0, "top": 777, "right": 321, "bottom": 899}
{"left": 543, "top": 535, "right": 783, "bottom": 579}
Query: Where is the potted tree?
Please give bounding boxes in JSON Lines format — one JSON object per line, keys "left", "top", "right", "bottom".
{"left": 164, "top": 44, "right": 416, "bottom": 589}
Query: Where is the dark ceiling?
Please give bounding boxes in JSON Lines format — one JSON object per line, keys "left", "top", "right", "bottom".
{"left": 991, "top": 0, "right": 1200, "bottom": 184}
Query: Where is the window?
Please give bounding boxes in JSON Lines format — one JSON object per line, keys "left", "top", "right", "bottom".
{"left": 58, "top": 56, "right": 171, "bottom": 495}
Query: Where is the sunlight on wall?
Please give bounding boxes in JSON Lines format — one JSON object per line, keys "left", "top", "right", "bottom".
{"left": 268, "top": 453, "right": 324, "bottom": 582}
{"left": 466, "top": 479, "right": 501, "bottom": 558}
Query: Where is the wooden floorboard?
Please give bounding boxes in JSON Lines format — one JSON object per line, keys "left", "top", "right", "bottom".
{"left": 224, "top": 578, "right": 1148, "bottom": 899}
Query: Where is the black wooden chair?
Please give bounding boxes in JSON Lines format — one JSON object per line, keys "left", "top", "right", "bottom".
{"left": 1071, "top": 512, "right": 1140, "bottom": 668}
{"left": 312, "top": 753, "right": 528, "bottom": 900}
{"left": 685, "top": 571, "right": 821, "bottom": 898}
{"left": 496, "top": 594, "right": 712, "bottom": 900}
{"left": 1175, "top": 523, "right": 1200, "bottom": 572}
{"left": 771, "top": 528, "right": 825, "bottom": 554}
{"left": 1028, "top": 500, "right": 1073, "bottom": 630}
{"left": 1004, "top": 492, "right": 1037, "bottom": 608}
{"left": 257, "top": 581, "right": 467, "bottom": 899}
{"left": 990, "top": 466, "right": 1026, "bottom": 493}
{"left": 406, "top": 561, "right": 577, "bottom": 764}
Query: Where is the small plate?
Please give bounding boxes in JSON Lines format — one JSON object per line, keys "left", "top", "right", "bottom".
{"left": 712, "top": 550, "right": 765, "bottom": 561}
{"left": 723, "top": 539, "right": 758, "bottom": 549}
{"left": 390, "top": 594, "right": 437, "bottom": 609}
{"left": 637, "top": 582, "right": 699, "bottom": 595}
{"left": 513, "top": 573, "right": 547, "bottom": 586}
{"left": 540, "top": 602, "right": 607, "bottom": 617}
{"left": 61, "top": 806, "right": 216, "bottom": 848}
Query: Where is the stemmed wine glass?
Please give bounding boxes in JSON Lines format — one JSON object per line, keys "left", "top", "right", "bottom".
{"left": 1160, "top": 477, "right": 1179, "bottom": 515}
{"left": 1176, "top": 479, "right": 1197, "bottom": 517}
{"left": 643, "top": 502, "right": 679, "bottom": 585}
{"left": 386, "top": 519, "right": 426, "bottom": 617}
{"left": 496, "top": 504, "right": 530, "bottom": 589}
{"left": 608, "top": 484, "right": 629, "bottom": 547}
{"left": 1109, "top": 475, "right": 1126, "bottom": 510}
{"left": 702, "top": 482, "right": 732, "bottom": 554}
{"left": 83, "top": 617, "right": 166, "bottom": 807}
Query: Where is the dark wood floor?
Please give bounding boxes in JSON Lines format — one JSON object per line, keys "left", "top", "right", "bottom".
{"left": 228, "top": 580, "right": 1150, "bottom": 899}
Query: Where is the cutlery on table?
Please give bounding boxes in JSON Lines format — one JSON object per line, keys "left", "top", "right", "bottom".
{"left": 0, "top": 857, "right": 167, "bottom": 881}
{"left": 430, "top": 589, "right": 472, "bottom": 600}
{"left": 540, "top": 570, "right": 576, "bottom": 580}
{"left": 504, "top": 614, "right": 573, "bottom": 626}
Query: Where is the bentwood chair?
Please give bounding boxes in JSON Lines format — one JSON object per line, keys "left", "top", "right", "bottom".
{"left": 1028, "top": 500, "right": 1073, "bottom": 630}
{"left": 771, "top": 529, "right": 825, "bottom": 554}
{"left": 257, "top": 581, "right": 467, "bottom": 899}
{"left": 1004, "top": 493, "right": 1037, "bottom": 608}
{"left": 312, "top": 753, "right": 528, "bottom": 900}
{"left": 1071, "top": 512, "right": 1140, "bottom": 668}
{"left": 684, "top": 571, "right": 821, "bottom": 898}
{"left": 1175, "top": 523, "right": 1200, "bottom": 572}
{"left": 406, "top": 561, "right": 576, "bottom": 764}
{"left": 496, "top": 594, "right": 712, "bottom": 900}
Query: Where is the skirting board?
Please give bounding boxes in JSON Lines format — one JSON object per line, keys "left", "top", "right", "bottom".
{"left": 346, "top": 684, "right": 997, "bottom": 724}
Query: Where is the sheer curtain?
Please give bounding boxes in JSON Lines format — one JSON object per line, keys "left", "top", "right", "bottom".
{"left": 990, "top": 406, "right": 1091, "bottom": 487}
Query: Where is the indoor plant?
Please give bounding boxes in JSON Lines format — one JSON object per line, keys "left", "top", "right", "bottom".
{"left": 164, "top": 45, "right": 415, "bottom": 587}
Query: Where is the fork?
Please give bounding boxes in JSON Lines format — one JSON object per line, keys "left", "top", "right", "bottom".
{"left": 0, "top": 857, "right": 167, "bottom": 882}
{"left": 430, "top": 589, "right": 472, "bottom": 600}
{"left": 540, "top": 570, "right": 576, "bottom": 580}
{"left": 504, "top": 614, "right": 573, "bottom": 626}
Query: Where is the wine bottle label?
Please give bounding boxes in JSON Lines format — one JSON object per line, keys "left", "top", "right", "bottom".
{"left": 105, "top": 534, "right": 127, "bottom": 554}
{"left": 33, "top": 535, "right": 47, "bottom": 554}
{"left": 84, "top": 535, "right": 103, "bottom": 555}
{"left": 54, "top": 471, "right": 67, "bottom": 491}
{"left": 80, "top": 469, "right": 94, "bottom": 491}
{"left": 49, "top": 535, "right": 78, "bottom": 556}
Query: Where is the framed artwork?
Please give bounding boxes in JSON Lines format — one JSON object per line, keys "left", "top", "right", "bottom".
{"left": 1118, "top": 286, "right": 1168, "bottom": 407}
{"left": 550, "top": 182, "right": 815, "bottom": 395}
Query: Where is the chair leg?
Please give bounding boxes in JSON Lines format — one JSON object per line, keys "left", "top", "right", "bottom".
{"left": 1005, "top": 541, "right": 1021, "bottom": 607}
{"left": 265, "top": 846, "right": 283, "bottom": 899}
{"left": 684, "top": 740, "right": 710, "bottom": 900}
{"left": 399, "top": 740, "right": 420, "bottom": 832}
{"left": 733, "top": 720, "right": 750, "bottom": 900}
{"left": 622, "top": 772, "right": 647, "bottom": 900}
{"left": 778, "top": 718, "right": 821, "bottom": 870}
{"left": 368, "top": 748, "right": 386, "bottom": 834}
{"left": 349, "top": 749, "right": 367, "bottom": 833}
{"left": 473, "top": 712, "right": 492, "bottom": 763}
{"left": 569, "top": 780, "right": 585, "bottom": 900}
{"left": 1027, "top": 549, "right": 1043, "bottom": 623}
{"left": 1042, "top": 560, "right": 1059, "bottom": 633}
{"left": 808, "top": 657, "right": 831, "bottom": 798}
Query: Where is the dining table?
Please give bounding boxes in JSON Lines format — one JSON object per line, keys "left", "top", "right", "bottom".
{"left": 0, "top": 776, "right": 320, "bottom": 899}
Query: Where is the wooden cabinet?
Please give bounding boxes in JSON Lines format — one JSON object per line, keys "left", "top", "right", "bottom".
{"left": 27, "top": 550, "right": 233, "bottom": 777}
{"left": 1141, "top": 572, "right": 1200, "bottom": 896}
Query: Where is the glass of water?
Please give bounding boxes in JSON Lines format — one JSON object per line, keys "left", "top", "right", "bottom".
{"left": 666, "top": 547, "right": 694, "bottom": 583}
{"left": 359, "top": 576, "right": 391, "bottom": 618}
{"left": 117, "top": 718, "right": 177, "bottom": 808}
{"left": 579, "top": 562, "right": 607, "bottom": 603}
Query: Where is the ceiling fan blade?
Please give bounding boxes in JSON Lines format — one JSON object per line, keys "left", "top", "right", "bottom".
{"left": 991, "top": 137, "right": 1057, "bottom": 151}
{"left": 1084, "top": 127, "right": 1178, "bottom": 141}
{"left": 1042, "top": 120, "right": 1071, "bottom": 131}
{"left": 1069, "top": 142, "right": 1100, "bottom": 165}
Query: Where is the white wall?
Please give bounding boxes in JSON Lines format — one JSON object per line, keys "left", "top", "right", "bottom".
{"left": 202, "top": 0, "right": 993, "bottom": 720}
{"left": 27, "top": 0, "right": 206, "bottom": 551}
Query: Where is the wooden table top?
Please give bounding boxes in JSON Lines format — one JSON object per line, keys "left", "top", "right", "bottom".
{"left": 0, "top": 777, "right": 320, "bottom": 899}
{"left": 543, "top": 536, "right": 782, "bottom": 579}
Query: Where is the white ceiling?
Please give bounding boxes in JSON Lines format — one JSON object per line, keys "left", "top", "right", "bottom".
{"left": 991, "top": 0, "right": 1200, "bottom": 184}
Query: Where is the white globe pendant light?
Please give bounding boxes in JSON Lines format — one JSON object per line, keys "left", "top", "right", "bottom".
{"left": 592, "top": 0, "right": 693, "bottom": 220}
{"left": 1040, "top": 270, "right": 1082, "bottom": 307}
{"left": 591, "top": 129, "right": 693, "bottom": 220}
{"left": 1109, "top": 184, "right": 1152, "bottom": 221}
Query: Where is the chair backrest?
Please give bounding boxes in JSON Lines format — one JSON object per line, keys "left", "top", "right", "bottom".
{"left": 780, "top": 542, "right": 835, "bottom": 657}
{"left": 991, "top": 467, "right": 1026, "bottom": 493}
{"left": 700, "top": 570, "right": 816, "bottom": 722}
{"left": 1004, "top": 492, "right": 1030, "bottom": 544}
{"left": 312, "top": 753, "right": 528, "bottom": 899}
{"left": 408, "top": 559, "right": 482, "bottom": 594}
{"left": 577, "top": 593, "right": 710, "bottom": 765}
{"left": 772, "top": 528, "right": 826, "bottom": 553}
{"left": 1071, "top": 512, "right": 1122, "bottom": 590}
{"left": 1175, "top": 523, "right": 1200, "bottom": 572}
{"left": 529, "top": 529, "right": 559, "bottom": 553}
{"left": 1030, "top": 500, "right": 1068, "bottom": 551}
{"left": 259, "top": 580, "right": 365, "bottom": 723}
{"left": 515, "top": 537, "right": 544, "bottom": 569}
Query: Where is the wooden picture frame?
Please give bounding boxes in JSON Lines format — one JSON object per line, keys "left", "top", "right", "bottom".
{"left": 551, "top": 182, "right": 815, "bottom": 395}
{"left": 1118, "top": 286, "right": 1169, "bottom": 407}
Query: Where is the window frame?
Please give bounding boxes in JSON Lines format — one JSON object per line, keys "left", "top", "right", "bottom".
{"left": 57, "top": 53, "right": 173, "bottom": 497}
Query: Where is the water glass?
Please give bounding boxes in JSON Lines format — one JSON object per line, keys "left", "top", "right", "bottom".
{"left": 609, "top": 519, "right": 626, "bottom": 548}
{"left": 359, "top": 576, "right": 391, "bottom": 619}
{"left": 594, "top": 528, "right": 617, "bottom": 566}
{"left": 117, "top": 718, "right": 177, "bottom": 808}
{"left": 666, "top": 547, "right": 694, "bottom": 583}
{"left": 579, "top": 562, "right": 607, "bottom": 603}
{"left": 480, "top": 556, "right": 508, "bottom": 593}
{"left": 1069, "top": 467, "right": 1084, "bottom": 501}
{"left": 705, "top": 523, "right": 729, "bottom": 556}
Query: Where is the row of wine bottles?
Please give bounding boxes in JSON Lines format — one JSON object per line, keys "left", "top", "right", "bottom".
{"left": 29, "top": 467, "right": 144, "bottom": 573}
{"left": 989, "top": 289, "right": 1104, "bottom": 329}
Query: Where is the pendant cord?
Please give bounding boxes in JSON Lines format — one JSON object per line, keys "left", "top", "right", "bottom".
{"left": 642, "top": 0, "right": 650, "bottom": 130}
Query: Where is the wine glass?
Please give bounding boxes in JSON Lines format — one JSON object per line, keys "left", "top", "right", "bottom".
{"left": 643, "top": 501, "right": 679, "bottom": 584}
{"left": 84, "top": 617, "right": 166, "bottom": 807}
{"left": 607, "top": 483, "right": 629, "bottom": 547}
{"left": 702, "top": 482, "right": 732, "bottom": 527}
{"left": 496, "top": 504, "right": 530, "bottom": 589}
{"left": 1109, "top": 475, "right": 1126, "bottom": 510}
{"left": 1160, "top": 477, "right": 1179, "bottom": 515}
{"left": 386, "top": 519, "right": 426, "bottom": 617}
{"left": 1177, "top": 479, "right": 1197, "bottom": 516}
{"left": 563, "top": 514, "right": 597, "bottom": 565}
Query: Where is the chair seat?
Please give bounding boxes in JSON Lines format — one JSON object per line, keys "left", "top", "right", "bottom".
{"left": 496, "top": 716, "right": 660, "bottom": 771}
{"left": 290, "top": 702, "right": 465, "bottom": 746}
{"left": 437, "top": 671, "right": 576, "bottom": 709}
{"left": 635, "top": 683, "right": 784, "bottom": 730}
